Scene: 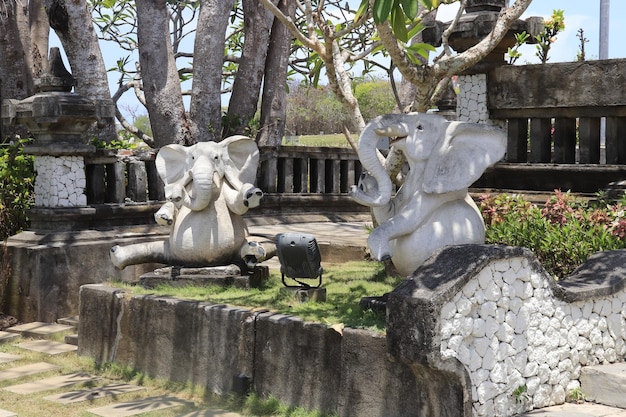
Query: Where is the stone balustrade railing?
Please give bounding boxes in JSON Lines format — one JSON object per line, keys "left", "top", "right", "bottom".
{"left": 84, "top": 149, "right": 164, "bottom": 204}
{"left": 80, "top": 146, "right": 361, "bottom": 205}
{"left": 257, "top": 145, "right": 361, "bottom": 194}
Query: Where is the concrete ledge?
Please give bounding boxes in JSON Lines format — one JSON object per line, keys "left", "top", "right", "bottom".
{"left": 78, "top": 284, "right": 459, "bottom": 417}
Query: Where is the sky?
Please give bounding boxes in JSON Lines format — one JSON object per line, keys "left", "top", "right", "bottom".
{"left": 484, "top": 1, "right": 624, "bottom": 63}
{"left": 51, "top": 1, "right": 626, "bottom": 118}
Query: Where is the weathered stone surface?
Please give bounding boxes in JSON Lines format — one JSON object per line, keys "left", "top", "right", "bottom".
{"left": 7, "top": 322, "right": 74, "bottom": 339}
{"left": 16, "top": 340, "right": 78, "bottom": 355}
{"left": 139, "top": 265, "right": 269, "bottom": 289}
{"left": 0, "top": 227, "right": 166, "bottom": 322}
{"left": 253, "top": 312, "right": 341, "bottom": 414}
{"left": 554, "top": 250, "right": 626, "bottom": 301}
{"left": 580, "top": 363, "right": 626, "bottom": 408}
{"left": 338, "top": 327, "right": 464, "bottom": 417}
{"left": 43, "top": 383, "right": 145, "bottom": 404}
{"left": 0, "top": 362, "right": 60, "bottom": 382}
{"left": 87, "top": 395, "right": 193, "bottom": 416}
{"left": 3, "top": 372, "right": 96, "bottom": 394}
{"left": 79, "top": 285, "right": 255, "bottom": 395}
{"left": 488, "top": 59, "right": 626, "bottom": 118}
{"left": 79, "top": 284, "right": 455, "bottom": 417}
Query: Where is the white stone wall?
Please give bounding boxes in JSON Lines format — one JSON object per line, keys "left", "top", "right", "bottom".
{"left": 456, "top": 74, "right": 506, "bottom": 130}
{"left": 439, "top": 257, "right": 626, "bottom": 417}
{"left": 34, "top": 155, "right": 87, "bottom": 207}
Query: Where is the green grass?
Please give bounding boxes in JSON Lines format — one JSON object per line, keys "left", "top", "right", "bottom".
{"left": 282, "top": 134, "right": 352, "bottom": 148}
{"left": 108, "top": 260, "right": 398, "bottom": 332}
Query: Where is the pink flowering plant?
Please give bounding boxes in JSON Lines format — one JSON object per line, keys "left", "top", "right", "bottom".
{"left": 479, "top": 190, "right": 626, "bottom": 278}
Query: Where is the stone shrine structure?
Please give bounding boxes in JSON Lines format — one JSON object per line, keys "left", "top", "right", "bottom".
{"left": 2, "top": 47, "right": 112, "bottom": 209}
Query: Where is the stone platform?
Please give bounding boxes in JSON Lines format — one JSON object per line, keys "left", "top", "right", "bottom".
{"left": 138, "top": 264, "right": 269, "bottom": 289}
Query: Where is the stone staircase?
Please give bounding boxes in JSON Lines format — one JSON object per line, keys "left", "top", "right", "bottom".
{"left": 0, "top": 319, "right": 242, "bottom": 417}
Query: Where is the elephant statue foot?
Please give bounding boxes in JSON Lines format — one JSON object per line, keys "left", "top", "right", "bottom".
{"left": 240, "top": 238, "right": 277, "bottom": 269}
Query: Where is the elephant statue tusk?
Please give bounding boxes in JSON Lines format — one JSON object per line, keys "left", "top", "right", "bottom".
{"left": 373, "top": 122, "right": 410, "bottom": 138}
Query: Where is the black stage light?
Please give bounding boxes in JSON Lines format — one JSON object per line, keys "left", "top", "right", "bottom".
{"left": 275, "top": 232, "right": 323, "bottom": 288}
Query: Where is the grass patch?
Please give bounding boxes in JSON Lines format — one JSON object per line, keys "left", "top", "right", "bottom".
{"left": 282, "top": 134, "right": 352, "bottom": 148}
{"left": 108, "top": 260, "right": 398, "bottom": 332}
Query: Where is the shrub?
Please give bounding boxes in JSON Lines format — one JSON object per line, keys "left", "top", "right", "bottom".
{"left": 479, "top": 190, "right": 626, "bottom": 278}
{"left": 0, "top": 137, "right": 34, "bottom": 240}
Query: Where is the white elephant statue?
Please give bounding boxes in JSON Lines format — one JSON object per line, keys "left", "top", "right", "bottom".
{"left": 110, "top": 135, "right": 269, "bottom": 269}
{"left": 350, "top": 113, "right": 506, "bottom": 276}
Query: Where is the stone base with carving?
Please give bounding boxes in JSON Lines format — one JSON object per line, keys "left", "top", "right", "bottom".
{"left": 139, "top": 264, "right": 269, "bottom": 289}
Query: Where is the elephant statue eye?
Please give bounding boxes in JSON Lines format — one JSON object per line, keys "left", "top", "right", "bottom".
{"left": 417, "top": 124, "right": 424, "bottom": 132}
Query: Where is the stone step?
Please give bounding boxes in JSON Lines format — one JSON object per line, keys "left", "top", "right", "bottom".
{"left": 43, "top": 383, "right": 145, "bottom": 404}
{"left": 0, "top": 409, "right": 16, "bottom": 417}
{"left": 178, "top": 409, "right": 244, "bottom": 417}
{"left": 64, "top": 333, "right": 78, "bottom": 346}
{"left": 580, "top": 362, "right": 626, "bottom": 409}
{"left": 0, "top": 362, "right": 60, "bottom": 382}
{"left": 0, "top": 331, "right": 20, "bottom": 345}
{"left": 87, "top": 395, "right": 194, "bottom": 416}
{"left": 6, "top": 321, "right": 74, "bottom": 339}
{"left": 16, "top": 339, "right": 77, "bottom": 355}
{"left": 57, "top": 315, "right": 79, "bottom": 327}
{"left": 3, "top": 372, "right": 97, "bottom": 394}
{"left": 0, "top": 353, "right": 20, "bottom": 365}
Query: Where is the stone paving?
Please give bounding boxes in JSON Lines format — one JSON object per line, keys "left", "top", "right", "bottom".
{"left": 0, "top": 321, "right": 244, "bottom": 417}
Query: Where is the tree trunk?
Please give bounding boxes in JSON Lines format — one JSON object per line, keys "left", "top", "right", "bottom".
{"left": 257, "top": 0, "right": 295, "bottom": 147}
{"left": 0, "top": 0, "right": 34, "bottom": 139}
{"left": 224, "top": 0, "right": 274, "bottom": 137}
{"left": 46, "top": 0, "right": 117, "bottom": 141}
{"left": 190, "top": 0, "right": 235, "bottom": 142}
{"left": 136, "top": 0, "right": 192, "bottom": 147}
{"left": 29, "top": 0, "right": 49, "bottom": 78}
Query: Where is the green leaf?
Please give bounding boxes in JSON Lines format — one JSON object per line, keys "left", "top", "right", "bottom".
{"left": 401, "top": 0, "right": 419, "bottom": 20}
{"left": 407, "top": 42, "right": 436, "bottom": 59}
{"left": 354, "top": 0, "right": 369, "bottom": 22}
{"left": 420, "top": 0, "right": 432, "bottom": 9}
{"left": 391, "top": 7, "right": 408, "bottom": 42}
{"left": 406, "top": 21, "right": 426, "bottom": 39}
{"left": 373, "top": 0, "right": 393, "bottom": 24}
{"left": 311, "top": 59, "right": 323, "bottom": 87}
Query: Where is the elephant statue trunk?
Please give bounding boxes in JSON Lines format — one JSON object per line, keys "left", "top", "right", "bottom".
{"left": 349, "top": 116, "right": 410, "bottom": 207}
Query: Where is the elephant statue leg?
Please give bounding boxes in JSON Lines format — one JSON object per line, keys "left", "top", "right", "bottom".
{"left": 154, "top": 201, "right": 177, "bottom": 226}
{"left": 110, "top": 240, "right": 172, "bottom": 270}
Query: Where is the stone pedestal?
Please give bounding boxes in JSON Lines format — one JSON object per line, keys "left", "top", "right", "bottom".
{"left": 279, "top": 286, "right": 327, "bottom": 302}
{"left": 139, "top": 265, "right": 270, "bottom": 289}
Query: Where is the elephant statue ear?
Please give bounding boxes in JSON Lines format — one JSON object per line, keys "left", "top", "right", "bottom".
{"left": 155, "top": 144, "right": 188, "bottom": 185}
{"left": 221, "top": 135, "right": 260, "bottom": 184}
{"left": 422, "top": 122, "right": 506, "bottom": 194}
